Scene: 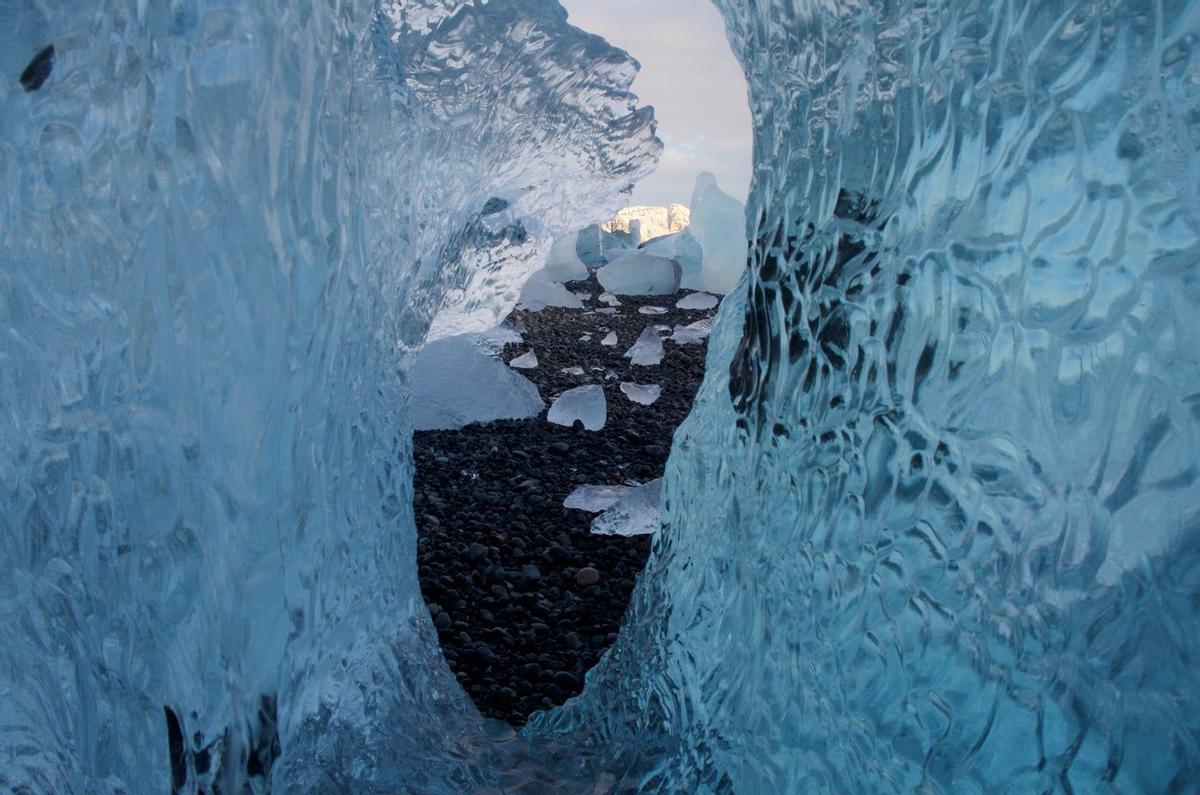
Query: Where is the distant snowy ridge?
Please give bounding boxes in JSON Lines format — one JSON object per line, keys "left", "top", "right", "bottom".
{"left": 602, "top": 203, "right": 690, "bottom": 243}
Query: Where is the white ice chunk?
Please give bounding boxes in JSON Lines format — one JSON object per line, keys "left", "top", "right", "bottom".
{"left": 410, "top": 335, "right": 543, "bottom": 431}
{"left": 547, "top": 384, "right": 607, "bottom": 430}
{"left": 509, "top": 350, "right": 539, "bottom": 368}
{"left": 591, "top": 479, "right": 662, "bottom": 536}
{"left": 474, "top": 324, "right": 523, "bottom": 355}
{"left": 598, "top": 292, "right": 621, "bottom": 306}
{"left": 670, "top": 318, "right": 712, "bottom": 345}
{"left": 597, "top": 250, "right": 681, "bottom": 296}
{"left": 541, "top": 231, "right": 590, "bottom": 283}
{"left": 579, "top": 334, "right": 592, "bottom": 342}
{"left": 564, "top": 484, "right": 636, "bottom": 512}
{"left": 625, "top": 326, "right": 665, "bottom": 366}
{"left": 561, "top": 366, "right": 584, "bottom": 376}
{"left": 596, "top": 307, "right": 618, "bottom": 315}
{"left": 620, "top": 382, "right": 662, "bottom": 405}
{"left": 676, "top": 292, "right": 719, "bottom": 310}
{"left": 638, "top": 306, "right": 668, "bottom": 315}
{"left": 601, "top": 331, "right": 618, "bottom": 346}
{"left": 641, "top": 230, "right": 703, "bottom": 276}
{"left": 518, "top": 272, "right": 584, "bottom": 310}
{"left": 685, "top": 172, "right": 748, "bottom": 294}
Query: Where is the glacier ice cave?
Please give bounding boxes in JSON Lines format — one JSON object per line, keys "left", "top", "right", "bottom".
{"left": 2, "top": 0, "right": 1199, "bottom": 792}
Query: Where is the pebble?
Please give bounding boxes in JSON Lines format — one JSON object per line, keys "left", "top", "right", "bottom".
{"left": 575, "top": 566, "right": 601, "bottom": 587}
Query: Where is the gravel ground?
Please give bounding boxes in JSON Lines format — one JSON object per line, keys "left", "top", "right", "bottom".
{"left": 414, "top": 273, "right": 715, "bottom": 725}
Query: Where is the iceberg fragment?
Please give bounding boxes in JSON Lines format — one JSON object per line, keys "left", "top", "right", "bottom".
{"left": 600, "top": 331, "right": 618, "bottom": 347}
{"left": 411, "top": 335, "right": 544, "bottom": 430}
{"left": 547, "top": 385, "right": 607, "bottom": 431}
{"left": 637, "top": 306, "right": 668, "bottom": 315}
{"left": 518, "top": 274, "right": 585, "bottom": 310}
{"left": 590, "top": 479, "right": 662, "bottom": 537}
{"left": 624, "top": 326, "right": 665, "bottom": 366}
{"left": 509, "top": 350, "right": 539, "bottom": 369}
{"left": 675, "top": 292, "right": 718, "bottom": 311}
{"left": 596, "top": 250, "right": 682, "bottom": 295}
{"left": 541, "top": 231, "right": 589, "bottom": 283}
{"left": 669, "top": 318, "right": 712, "bottom": 345}
{"left": 619, "top": 382, "right": 662, "bottom": 406}
{"left": 682, "top": 172, "right": 747, "bottom": 294}
{"left": 564, "top": 484, "right": 637, "bottom": 513}
{"left": 640, "top": 230, "right": 704, "bottom": 277}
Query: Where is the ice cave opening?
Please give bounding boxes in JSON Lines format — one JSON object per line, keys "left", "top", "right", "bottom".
{"left": 408, "top": 0, "right": 754, "bottom": 731}
{"left": 3, "top": 0, "right": 1199, "bottom": 793}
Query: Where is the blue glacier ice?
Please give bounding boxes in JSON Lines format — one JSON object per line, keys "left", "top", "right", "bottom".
{"left": 3, "top": 0, "right": 1200, "bottom": 793}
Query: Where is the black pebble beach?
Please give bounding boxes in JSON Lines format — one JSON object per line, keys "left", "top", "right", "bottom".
{"left": 414, "top": 273, "right": 715, "bottom": 725}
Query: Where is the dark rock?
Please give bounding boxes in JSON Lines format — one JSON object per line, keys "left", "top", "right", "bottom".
{"left": 575, "top": 567, "right": 601, "bottom": 587}
{"left": 547, "top": 441, "right": 570, "bottom": 454}
{"left": 20, "top": 45, "right": 54, "bottom": 92}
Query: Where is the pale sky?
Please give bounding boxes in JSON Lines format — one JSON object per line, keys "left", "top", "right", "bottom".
{"left": 558, "top": 0, "right": 752, "bottom": 208}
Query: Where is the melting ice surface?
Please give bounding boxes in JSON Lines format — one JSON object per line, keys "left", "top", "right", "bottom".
{"left": 596, "top": 250, "right": 682, "bottom": 295}
{"left": 409, "top": 335, "right": 543, "bottom": 430}
{"left": 619, "top": 382, "right": 662, "bottom": 406}
{"left": 591, "top": 479, "right": 662, "bottom": 537}
{"left": 508, "top": 349, "right": 539, "bottom": 369}
{"left": 3, "top": 0, "right": 1200, "bottom": 793}
{"left": 563, "top": 484, "right": 637, "bottom": 513}
{"left": 547, "top": 385, "right": 607, "bottom": 431}
{"left": 676, "top": 292, "right": 718, "bottom": 311}
{"left": 624, "top": 326, "right": 666, "bottom": 366}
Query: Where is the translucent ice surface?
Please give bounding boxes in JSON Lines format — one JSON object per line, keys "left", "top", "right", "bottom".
{"left": 624, "top": 326, "right": 666, "bottom": 366}
{"left": 676, "top": 292, "right": 718, "bottom": 311}
{"left": 529, "top": 1, "right": 1200, "bottom": 792}
{"left": 410, "top": 334, "right": 544, "bottom": 430}
{"left": 637, "top": 306, "right": 668, "bottom": 315}
{"left": 509, "top": 350, "right": 539, "bottom": 369}
{"left": 564, "top": 484, "right": 636, "bottom": 513}
{"left": 0, "top": 1, "right": 657, "bottom": 790}
{"left": 590, "top": 479, "right": 662, "bottom": 537}
{"left": 669, "top": 318, "right": 713, "bottom": 345}
{"left": 600, "top": 331, "right": 618, "bottom": 347}
{"left": 596, "top": 250, "right": 682, "bottom": 295}
{"left": 682, "top": 172, "right": 747, "bottom": 294}
{"left": 518, "top": 273, "right": 584, "bottom": 310}
{"left": 4, "top": 0, "right": 1199, "bottom": 792}
{"left": 540, "top": 231, "right": 589, "bottom": 283}
{"left": 619, "top": 382, "right": 662, "bottom": 406}
{"left": 547, "top": 385, "right": 607, "bottom": 431}
{"left": 640, "top": 229, "right": 703, "bottom": 276}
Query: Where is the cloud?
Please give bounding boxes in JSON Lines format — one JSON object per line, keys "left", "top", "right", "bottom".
{"left": 559, "top": 0, "right": 752, "bottom": 207}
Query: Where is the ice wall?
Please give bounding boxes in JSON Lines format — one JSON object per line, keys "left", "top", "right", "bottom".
{"left": 0, "top": 1, "right": 656, "bottom": 791}
{"left": 4, "top": 0, "right": 1200, "bottom": 792}
{"left": 529, "top": 0, "right": 1200, "bottom": 791}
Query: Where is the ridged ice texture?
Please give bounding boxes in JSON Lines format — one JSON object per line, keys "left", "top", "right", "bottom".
{"left": 529, "top": 0, "right": 1200, "bottom": 792}
{"left": 0, "top": 1, "right": 657, "bottom": 791}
